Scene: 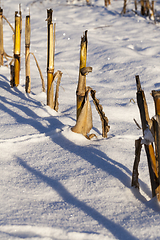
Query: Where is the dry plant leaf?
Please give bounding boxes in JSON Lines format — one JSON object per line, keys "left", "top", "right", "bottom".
{"left": 72, "top": 88, "right": 93, "bottom": 136}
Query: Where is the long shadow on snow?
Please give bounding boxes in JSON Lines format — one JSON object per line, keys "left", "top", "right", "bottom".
{"left": 0, "top": 78, "right": 156, "bottom": 204}
{"left": 0, "top": 74, "right": 43, "bottom": 107}
{"left": 0, "top": 93, "right": 142, "bottom": 194}
{"left": 18, "top": 157, "right": 139, "bottom": 240}
{"left": 0, "top": 94, "right": 143, "bottom": 237}
{"left": 0, "top": 98, "right": 53, "bottom": 133}
{"left": 1, "top": 76, "right": 159, "bottom": 226}
{"left": 0, "top": 95, "right": 65, "bottom": 147}
{"left": 50, "top": 128, "right": 155, "bottom": 204}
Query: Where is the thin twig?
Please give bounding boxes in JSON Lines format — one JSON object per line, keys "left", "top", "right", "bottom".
{"left": 133, "top": 118, "right": 142, "bottom": 129}
{"left": 29, "top": 52, "right": 45, "bottom": 92}
{"left": 3, "top": 15, "right": 14, "bottom": 32}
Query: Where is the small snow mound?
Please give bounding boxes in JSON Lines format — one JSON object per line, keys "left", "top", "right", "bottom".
{"left": 127, "top": 44, "right": 134, "bottom": 50}
{"left": 17, "top": 85, "right": 26, "bottom": 93}
{"left": 61, "top": 126, "right": 95, "bottom": 146}
{"left": 43, "top": 105, "right": 59, "bottom": 117}
{"left": 141, "top": 128, "right": 154, "bottom": 145}
{"left": 0, "top": 225, "right": 110, "bottom": 240}
{"left": 144, "top": 128, "right": 154, "bottom": 143}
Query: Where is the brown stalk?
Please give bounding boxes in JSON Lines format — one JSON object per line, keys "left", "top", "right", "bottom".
{"left": 90, "top": 88, "right": 110, "bottom": 138}
{"left": 53, "top": 70, "right": 63, "bottom": 112}
{"left": 135, "top": 75, "right": 158, "bottom": 197}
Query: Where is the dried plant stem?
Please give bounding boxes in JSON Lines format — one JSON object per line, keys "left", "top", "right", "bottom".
{"left": 4, "top": 51, "right": 13, "bottom": 59}
{"left": 121, "top": 0, "right": 127, "bottom": 14}
{"left": 141, "top": 0, "right": 145, "bottom": 15}
{"left": 135, "top": 0, "right": 137, "bottom": 12}
{"left": 0, "top": 8, "right": 3, "bottom": 66}
{"left": 14, "top": 11, "right": 21, "bottom": 87}
{"left": 133, "top": 118, "right": 141, "bottom": 130}
{"left": 47, "top": 9, "right": 55, "bottom": 108}
{"left": 10, "top": 64, "right": 14, "bottom": 88}
{"left": 72, "top": 87, "right": 93, "bottom": 137}
{"left": 25, "top": 15, "right": 31, "bottom": 93}
{"left": 19, "top": 4, "right": 22, "bottom": 35}
{"left": 136, "top": 75, "right": 158, "bottom": 197}
{"left": 2, "top": 14, "right": 14, "bottom": 65}
{"left": 104, "top": 0, "right": 111, "bottom": 7}
{"left": 47, "top": 22, "right": 54, "bottom": 108}
{"left": 131, "top": 138, "right": 142, "bottom": 189}
{"left": 53, "top": 70, "right": 62, "bottom": 112}
{"left": 77, "top": 31, "right": 87, "bottom": 120}
{"left": 146, "top": 0, "right": 150, "bottom": 16}
{"left": 90, "top": 88, "right": 110, "bottom": 138}
{"left": 152, "top": 90, "right": 160, "bottom": 201}
{"left": 2, "top": 15, "right": 14, "bottom": 32}
{"left": 29, "top": 52, "right": 45, "bottom": 92}
{"left": 151, "top": 1, "right": 155, "bottom": 20}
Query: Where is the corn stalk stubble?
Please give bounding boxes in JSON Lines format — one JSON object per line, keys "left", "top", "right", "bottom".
{"left": 25, "top": 15, "right": 31, "bottom": 93}
{"left": 14, "top": 12, "right": 21, "bottom": 87}
{"left": 135, "top": 75, "right": 158, "bottom": 197}
{"left": 76, "top": 31, "right": 87, "bottom": 120}
{"left": 152, "top": 90, "right": 160, "bottom": 201}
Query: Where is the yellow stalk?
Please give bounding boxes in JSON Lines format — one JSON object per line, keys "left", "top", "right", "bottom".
{"left": 76, "top": 31, "right": 87, "bottom": 120}
{"left": 47, "top": 22, "right": 54, "bottom": 108}
{"left": 14, "top": 11, "right": 21, "bottom": 86}
{"left": 25, "top": 15, "right": 31, "bottom": 93}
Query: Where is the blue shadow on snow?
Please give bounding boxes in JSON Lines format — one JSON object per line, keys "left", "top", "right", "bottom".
{"left": 18, "top": 157, "right": 139, "bottom": 240}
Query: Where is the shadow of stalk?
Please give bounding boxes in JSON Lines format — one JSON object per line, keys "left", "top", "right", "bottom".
{"left": 18, "top": 157, "right": 139, "bottom": 240}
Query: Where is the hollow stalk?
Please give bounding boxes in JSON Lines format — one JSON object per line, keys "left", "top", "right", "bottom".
{"left": 47, "top": 10, "right": 54, "bottom": 108}
{"left": 14, "top": 11, "right": 21, "bottom": 87}
{"left": 25, "top": 15, "right": 31, "bottom": 93}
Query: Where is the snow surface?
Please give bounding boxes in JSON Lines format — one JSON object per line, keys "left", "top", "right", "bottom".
{"left": 1, "top": 0, "right": 160, "bottom": 239}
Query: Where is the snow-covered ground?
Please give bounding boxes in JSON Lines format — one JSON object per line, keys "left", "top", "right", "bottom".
{"left": 1, "top": 0, "right": 160, "bottom": 239}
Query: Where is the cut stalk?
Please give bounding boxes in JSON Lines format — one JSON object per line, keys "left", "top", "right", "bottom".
{"left": 141, "top": 0, "right": 145, "bottom": 15}
{"left": 19, "top": 4, "right": 22, "bottom": 35}
{"left": 136, "top": 75, "right": 158, "bottom": 197}
{"left": 122, "top": 0, "right": 127, "bottom": 14}
{"left": 104, "top": 0, "right": 111, "bottom": 7}
{"left": 77, "top": 31, "right": 87, "bottom": 120}
{"left": 47, "top": 9, "right": 53, "bottom": 69}
{"left": 131, "top": 138, "right": 142, "bottom": 189}
{"left": 146, "top": 0, "right": 150, "bottom": 16}
{"left": 151, "top": 1, "right": 155, "bottom": 21}
{"left": 0, "top": 7, "right": 3, "bottom": 66}
{"left": 25, "top": 15, "right": 31, "bottom": 93}
{"left": 152, "top": 90, "right": 160, "bottom": 200}
{"left": 135, "top": 0, "right": 137, "bottom": 13}
{"left": 47, "top": 9, "right": 54, "bottom": 108}
{"left": 14, "top": 11, "right": 21, "bottom": 87}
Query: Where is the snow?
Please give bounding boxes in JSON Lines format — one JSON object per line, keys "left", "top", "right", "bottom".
{"left": 141, "top": 128, "right": 154, "bottom": 144}
{"left": 1, "top": 0, "right": 160, "bottom": 239}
